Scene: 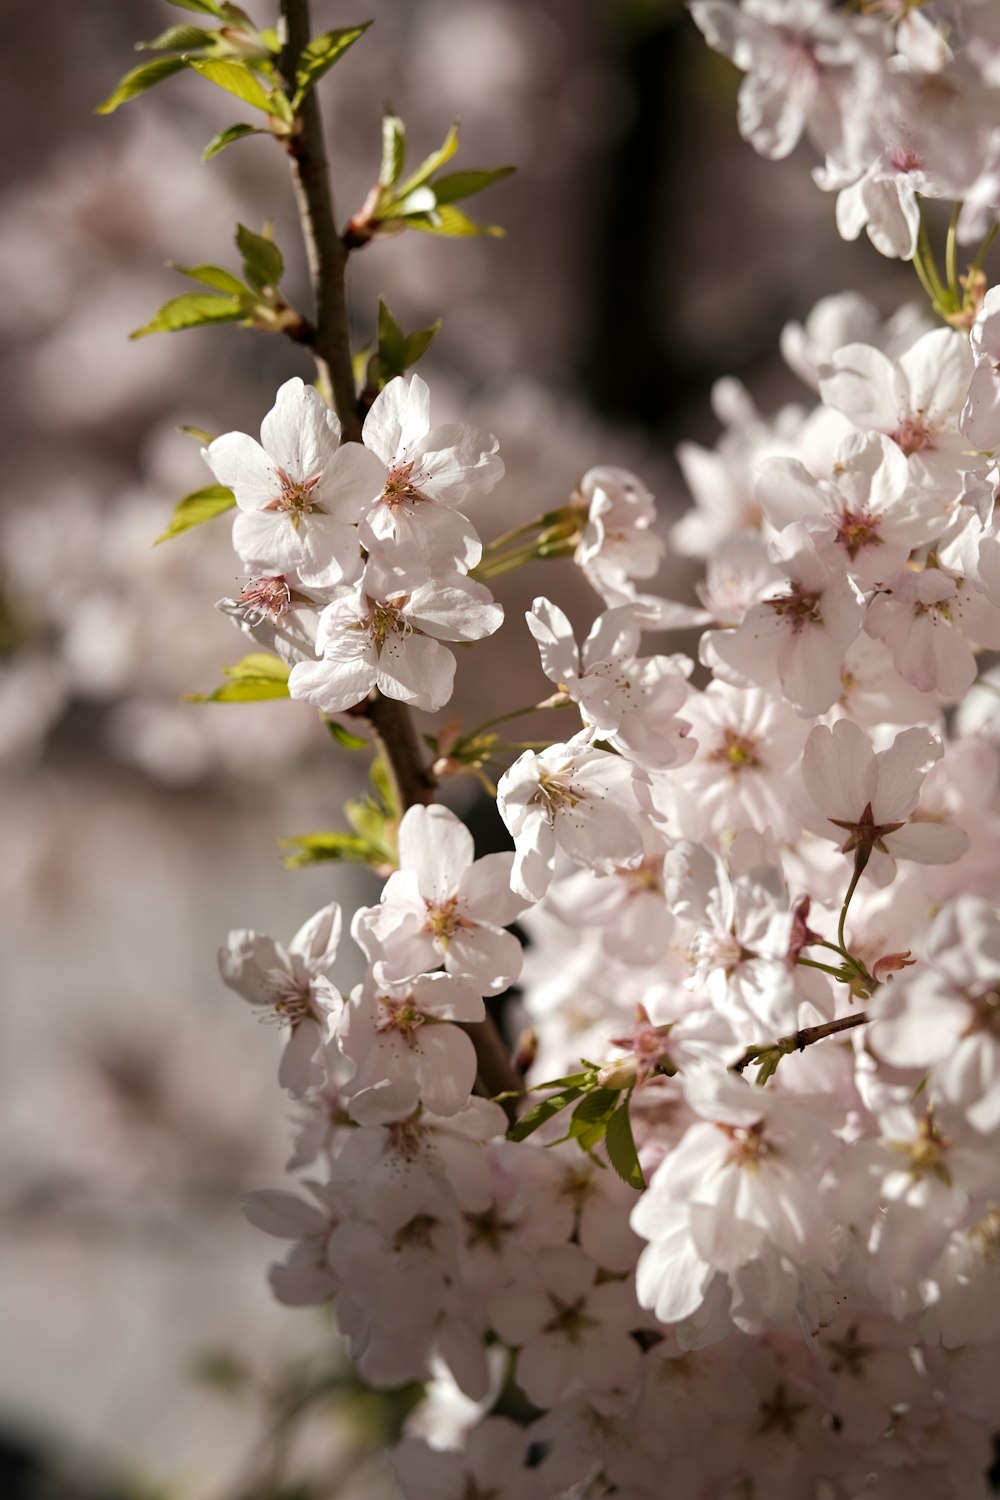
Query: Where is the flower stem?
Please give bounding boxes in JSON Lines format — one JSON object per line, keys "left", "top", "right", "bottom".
{"left": 946, "top": 201, "right": 962, "bottom": 301}
{"left": 838, "top": 859, "right": 865, "bottom": 953}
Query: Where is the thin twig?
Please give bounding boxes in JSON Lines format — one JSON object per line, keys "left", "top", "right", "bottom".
{"left": 732, "top": 1010, "right": 870, "bottom": 1075}
{"left": 278, "top": 0, "right": 361, "bottom": 440}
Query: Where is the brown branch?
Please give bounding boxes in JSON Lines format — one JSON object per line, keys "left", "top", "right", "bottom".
{"left": 733, "top": 1010, "right": 870, "bottom": 1075}
{"left": 276, "top": 1, "right": 523, "bottom": 1117}
{"left": 277, "top": 0, "right": 361, "bottom": 441}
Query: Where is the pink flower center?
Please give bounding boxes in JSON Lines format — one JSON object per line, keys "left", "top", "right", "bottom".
{"left": 764, "top": 583, "right": 822, "bottom": 633}
{"left": 381, "top": 459, "right": 424, "bottom": 509}
{"left": 708, "top": 729, "right": 762, "bottom": 775}
{"left": 835, "top": 509, "right": 883, "bottom": 559}
{"left": 376, "top": 993, "right": 425, "bottom": 1045}
{"left": 265, "top": 466, "right": 323, "bottom": 522}
{"left": 890, "top": 417, "right": 933, "bottom": 456}
{"left": 237, "top": 575, "right": 292, "bottom": 624}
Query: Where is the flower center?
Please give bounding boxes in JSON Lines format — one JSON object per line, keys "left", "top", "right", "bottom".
{"left": 237, "top": 575, "right": 292, "bottom": 624}
{"left": 265, "top": 466, "right": 323, "bottom": 524}
{"left": 367, "top": 596, "right": 410, "bottom": 652}
{"left": 708, "top": 729, "right": 762, "bottom": 775}
{"left": 891, "top": 417, "right": 933, "bottom": 456}
{"left": 764, "top": 583, "right": 822, "bottom": 632}
{"left": 381, "top": 459, "right": 423, "bottom": 509}
{"left": 721, "top": 1119, "right": 772, "bottom": 1170}
{"left": 424, "top": 894, "right": 468, "bottom": 943}
{"left": 835, "top": 510, "right": 883, "bottom": 559}
{"left": 532, "top": 767, "right": 583, "bottom": 821}
{"left": 376, "top": 993, "right": 425, "bottom": 1045}
{"left": 271, "top": 977, "right": 315, "bottom": 1027}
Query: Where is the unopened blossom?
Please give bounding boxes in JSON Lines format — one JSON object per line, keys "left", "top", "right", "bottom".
{"left": 818, "top": 328, "right": 977, "bottom": 504}
{"left": 360, "top": 373, "right": 502, "bottom": 569}
{"left": 496, "top": 733, "right": 649, "bottom": 902}
{"left": 869, "top": 897, "right": 1000, "bottom": 1132}
{"left": 288, "top": 551, "right": 503, "bottom": 714}
{"left": 527, "top": 597, "right": 694, "bottom": 769}
{"left": 802, "top": 718, "right": 969, "bottom": 885}
{"left": 353, "top": 804, "right": 525, "bottom": 996}
{"left": 218, "top": 903, "right": 342, "bottom": 1094}
{"left": 203, "top": 376, "right": 383, "bottom": 575}
{"left": 706, "top": 523, "right": 864, "bottom": 715}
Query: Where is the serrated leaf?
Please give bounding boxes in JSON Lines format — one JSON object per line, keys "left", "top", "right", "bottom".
{"left": 406, "top": 204, "right": 503, "bottom": 238}
{"left": 96, "top": 56, "right": 188, "bottom": 114}
{"left": 292, "top": 23, "right": 371, "bottom": 107}
{"left": 605, "top": 1099, "right": 645, "bottom": 1191}
{"left": 506, "top": 1084, "right": 586, "bottom": 1143}
{"left": 154, "top": 484, "right": 235, "bottom": 544}
{"left": 431, "top": 165, "right": 515, "bottom": 204}
{"left": 279, "top": 831, "right": 384, "bottom": 868}
{"left": 137, "top": 23, "right": 213, "bottom": 51}
{"left": 325, "top": 718, "right": 369, "bottom": 751}
{"left": 203, "top": 122, "right": 264, "bottom": 161}
{"left": 173, "top": 263, "right": 251, "bottom": 296}
{"left": 187, "top": 652, "right": 290, "bottom": 702}
{"left": 380, "top": 112, "right": 405, "bottom": 188}
{"left": 392, "top": 120, "right": 459, "bottom": 201}
{"left": 129, "top": 293, "right": 246, "bottom": 339}
{"left": 571, "top": 1087, "right": 622, "bottom": 1126}
{"left": 236, "top": 223, "right": 283, "bottom": 292}
{"left": 189, "top": 57, "right": 273, "bottom": 112}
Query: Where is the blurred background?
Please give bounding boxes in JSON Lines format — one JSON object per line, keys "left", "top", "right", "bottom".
{"left": 0, "top": 0, "right": 917, "bottom": 1495}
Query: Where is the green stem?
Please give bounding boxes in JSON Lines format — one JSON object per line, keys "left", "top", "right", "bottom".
{"left": 970, "top": 222, "right": 999, "bottom": 275}
{"left": 917, "top": 213, "right": 948, "bottom": 305}
{"left": 838, "top": 860, "right": 865, "bottom": 953}
{"left": 464, "top": 697, "right": 570, "bottom": 739}
{"left": 797, "top": 957, "right": 851, "bottom": 980}
{"left": 946, "top": 201, "right": 962, "bottom": 301}
{"left": 482, "top": 517, "right": 545, "bottom": 555}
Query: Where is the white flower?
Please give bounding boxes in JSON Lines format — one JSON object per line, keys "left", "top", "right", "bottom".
{"left": 865, "top": 554, "right": 1000, "bottom": 702}
{"left": 705, "top": 523, "right": 864, "bottom": 716}
{"left": 339, "top": 971, "right": 485, "bottom": 1118}
{"left": 203, "top": 376, "right": 382, "bottom": 576}
{"left": 802, "top": 718, "right": 969, "bottom": 885}
{"left": 962, "top": 285, "right": 1000, "bottom": 451}
{"left": 496, "top": 734, "right": 650, "bottom": 902}
{"left": 360, "top": 373, "right": 502, "bottom": 569}
{"left": 218, "top": 903, "right": 341, "bottom": 1095}
{"left": 352, "top": 804, "right": 525, "bottom": 996}
{"left": 288, "top": 552, "right": 503, "bottom": 714}
{"left": 574, "top": 466, "right": 665, "bottom": 602}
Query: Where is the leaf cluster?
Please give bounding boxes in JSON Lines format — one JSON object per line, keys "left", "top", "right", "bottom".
{"left": 130, "top": 223, "right": 297, "bottom": 340}
{"left": 506, "top": 1068, "right": 645, "bottom": 1190}
{"left": 280, "top": 753, "right": 402, "bottom": 873}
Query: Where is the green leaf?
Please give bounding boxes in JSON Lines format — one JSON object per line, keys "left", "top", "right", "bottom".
{"left": 95, "top": 56, "right": 188, "bottom": 114}
{"left": 392, "top": 121, "right": 459, "bottom": 202}
{"left": 379, "top": 112, "right": 406, "bottom": 188}
{"left": 566, "top": 1087, "right": 622, "bottom": 1153}
{"left": 325, "top": 718, "right": 369, "bottom": 751}
{"left": 236, "top": 223, "right": 283, "bottom": 293}
{"left": 136, "top": 23, "right": 213, "bottom": 51}
{"left": 374, "top": 298, "right": 440, "bottom": 383}
{"left": 605, "top": 1098, "right": 645, "bottom": 1190}
{"left": 187, "top": 653, "right": 290, "bottom": 703}
{"left": 279, "top": 831, "right": 386, "bottom": 869}
{"left": 506, "top": 1084, "right": 587, "bottom": 1144}
{"left": 203, "top": 122, "right": 265, "bottom": 161}
{"left": 292, "top": 23, "right": 371, "bottom": 106}
{"left": 173, "top": 263, "right": 251, "bottom": 296}
{"left": 154, "top": 484, "right": 235, "bottom": 544}
{"left": 167, "top": 0, "right": 226, "bottom": 14}
{"left": 406, "top": 204, "right": 504, "bottom": 238}
{"left": 129, "top": 293, "right": 246, "bottom": 339}
{"left": 431, "top": 165, "right": 515, "bottom": 205}
{"left": 178, "top": 424, "right": 216, "bottom": 444}
{"left": 189, "top": 57, "right": 273, "bottom": 112}
{"left": 368, "top": 751, "right": 402, "bottom": 820}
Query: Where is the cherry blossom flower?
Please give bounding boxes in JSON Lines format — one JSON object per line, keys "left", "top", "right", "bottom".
{"left": 203, "top": 376, "right": 383, "bottom": 576}
{"left": 865, "top": 552, "right": 1000, "bottom": 701}
{"left": 496, "top": 733, "right": 650, "bottom": 901}
{"left": 352, "top": 804, "right": 525, "bottom": 996}
{"left": 218, "top": 904, "right": 342, "bottom": 1095}
{"left": 359, "top": 373, "right": 502, "bottom": 570}
{"left": 288, "top": 552, "right": 503, "bottom": 714}
{"left": 802, "top": 718, "right": 969, "bottom": 884}
{"left": 573, "top": 465, "right": 665, "bottom": 604}
{"left": 961, "top": 284, "right": 1000, "bottom": 451}
{"left": 339, "top": 971, "right": 485, "bottom": 1118}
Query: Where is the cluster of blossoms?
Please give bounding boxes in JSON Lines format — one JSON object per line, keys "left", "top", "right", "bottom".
{"left": 200, "top": 4, "right": 1000, "bottom": 1497}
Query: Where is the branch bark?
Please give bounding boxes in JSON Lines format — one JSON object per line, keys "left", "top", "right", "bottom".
{"left": 276, "top": 0, "right": 523, "bottom": 1118}
{"left": 733, "top": 1010, "right": 869, "bottom": 1075}
{"left": 277, "top": 0, "right": 361, "bottom": 441}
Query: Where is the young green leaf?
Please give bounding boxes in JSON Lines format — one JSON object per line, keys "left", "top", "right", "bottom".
{"left": 203, "top": 122, "right": 265, "bottom": 161}
{"left": 379, "top": 112, "right": 406, "bottom": 188}
{"left": 391, "top": 121, "right": 460, "bottom": 202}
{"left": 187, "top": 652, "right": 290, "bottom": 703}
{"left": 279, "top": 831, "right": 385, "bottom": 869}
{"left": 604, "top": 1098, "right": 646, "bottom": 1191}
{"left": 431, "top": 165, "right": 515, "bottom": 205}
{"left": 236, "top": 224, "right": 284, "bottom": 292}
{"left": 292, "top": 23, "right": 372, "bottom": 107}
{"left": 325, "top": 718, "right": 370, "bottom": 751}
{"left": 136, "top": 23, "right": 214, "bottom": 52}
{"left": 95, "top": 56, "right": 188, "bottom": 114}
{"left": 566, "top": 1087, "right": 622, "bottom": 1152}
{"left": 129, "top": 293, "right": 246, "bottom": 339}
{"left": 167, "top": 0, "right": 227, "bottom": 15}
{"left": 506, "top": 1084, "right": 587, "bottom": 1143}
{"left": 172, "top": 263, "right": 251, "bottom": 296}
{"left": 406, "top": 204, "right": 504, "bottom": 238}
{"left": 189, "top": 57, "right": 273, "bottom": 112}
{"left": 374, "top": 298, "right": 440, "bottom": 383}
{"left": 154, "top": 484, "right": 236, "bottom": 544}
